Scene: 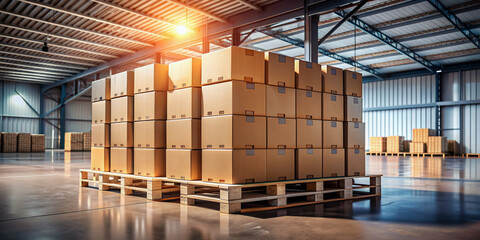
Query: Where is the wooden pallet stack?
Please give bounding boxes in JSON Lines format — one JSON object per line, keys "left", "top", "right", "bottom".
{"left": 65, "top": 132, "right": 85, "bottom": 152}
{"left": 369, "top": 137, "right": 386, "bottom": 152}
{"left": 386, "top": 136, "right": 404, "bottom": 153}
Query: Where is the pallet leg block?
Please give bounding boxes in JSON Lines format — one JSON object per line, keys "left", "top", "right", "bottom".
{"left": 306, "top": 193, "right": 323, "bottom": 202}
{"left": 344, "top": 189, "right": 353, "bottom": 198}
{"left": 80, "top": 172, "right": 88, "bottom": 187}
{"left": 121, "top": 177, "right": 133, "bottom": 195}
{"left": 370, "top": 186, "right": 381, "bottom": 195}
{"left": 220, "top": 187, "right": 241, "bottom": 201}
{"left": 306, "top": 182, "right": 323, "bottom": 191}
{"left": 148, "top": 180, "right": 163, "bottom": 190}
{"left": 98, "top": 174, "right": 110, "bottom": 191}
{"left": 370, "top": 176, "right": 381, "bottom": 187}
{"left": 147, "top": 189, "right": 163, "bottom": 200}
{"left": 180, "top": 184, "right": 195, "bottom": 195}
{"left": 267, "top": 184, "right": 286, "bottom": 196}
{"left": 220, "top": 203, "right": 241, "bottom": 214}
{"left": 181, "top": 196, "right": 195, "bottom": 205}
{"left": 268, "top": 197, "right": 287, "bottom": 206}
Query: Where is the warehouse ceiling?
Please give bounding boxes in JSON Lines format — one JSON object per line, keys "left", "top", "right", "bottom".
{"left": 0, "top": 0, "right": 479, "bottom": 85}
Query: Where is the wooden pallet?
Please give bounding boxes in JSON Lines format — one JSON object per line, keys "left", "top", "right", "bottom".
{"left": 366, "top": 152, "right": 449, "bottom": 158}
{"left": 462, "top": 153, "right": 480, "bottom": 158}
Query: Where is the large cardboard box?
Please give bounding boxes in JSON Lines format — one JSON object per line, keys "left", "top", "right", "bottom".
{"left": 168, "top": 58, "right": 201, "bottom": 90}
{"left": 31, "top": 134, "right": 45, "bottom": 152}
{"left": 110, "top": 147, "right": 133, "bottom": 174}
{"left": 345, "top": 122, "right": 365, "bottom": 149}
{"left": 134, "top": 148, "right": 166, "bottom": 177}
{"left": 370, "top": 137, "right": 387, "bottom": 152}
{"left": 111, "top": 70, "right": 134, "bottom": 98}
{"left": 412, "top": 128, "right": 436, "bottom": 143}
{"left": 323, "top": 148, "right": 345, "bottom": 177}
{"left": 2, "top": 133, "right": 17, "bottom": 152}
{"left": 202, "top": 115, "right": 266, "bottom": 149}
{"left": 427, "top": 136, "right": 447, "bottom": 153}
{"left": 266, "top": 85, "right": 295, "bottom": 118}
{"left": 65, "top": 142, "right": 83, "bottom": 152}
{"left": 166, "top": 119, "right": 201, "bottom": 149}
{"left": 134, "top": 63, "right": 168, "bottom": 93}
{"left": 296, "top": 89, "right": 322, "bottom": 119}
{"left": 387, "top": 136, "right": 404, "bottom": 153}
{"left": 202, "top": 80, "right": 265, "bottom": 117}
{"left": 267, "top": 117, "right": 296, "bottom": 149}
{"left": 65, "top": 132, "right": 83, "bottom": 143}
{"left": 92, "top": 124, "right": 110, "bottom": 147}
{"left": 202, "top": 149, "right": 266, "bottom": 184}
{"left": 17, "top": 133, "right": 31, "bottom": 152}
{"left": 134, "top": 91, "right": 167, "bottom": 121}
{"left": 323, "top": 121, "right": 343, "bottom": 148}
{"left": 110, "top": 122, "right": 133, "bottom": 147}
{"left": 266, "top": 149, "right": 295, "bottom": 181}
{"left": 295, "top": 60, "right": 322, "bottom": 92}
{"left": 296, "top": 148, "right": 323, "bottom": 179}
{"left": 166, "top": 149, "right": 201, "bottom": 180}
{"left": 321, "top": 65, "right": 343, "bottom": 94}
{"left": 447, "top": 140, "right": 459, "bottom": 154}
{"left": 201, "top": 46, "right": 265, "bottom": 85}
{"left": 111, "top": 96, "right": 133, "bottom": 122}
{"left": 83, "top": 132, "right": 91, "bottom": 151}
{"left": 345, "top": 96, "right": 363, "bottom": 122}
{"left": 410, "top": 142, "right": 426, "bottom": 153}
{"left": 346, "top": 148, "right": 365, "bottom": 176}
{"left": 167, "top": 87, "right": 201, "bottom": 119}
{"left": 92, "top": 100, "right": 111, "bottom": 124}
{"left": 92, "top": 77, "right": 110, "bottom": 102}
{"left": 265, "top": 52, "right": 295, "bottom": 88}
{"left": 134, "top": 120, "right": 166, "bottom": 148}
{"left": 296, "top": 119, "right": 322, "bottom": 148}
{"left": 91, "top": 147, "right": 110, "bottom": 171}
{"left": 403, "top": 140, "right": 412, "bottom": 152}
{"left": 323, "top": 93, "right": 344, "bottom": 121}
{"left": 344, "top": 70, "right": 362, "bottom": 97}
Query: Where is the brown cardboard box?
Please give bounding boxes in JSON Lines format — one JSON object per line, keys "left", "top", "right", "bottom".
{"left": 110, "top": 147, "right": 133, "bottom": 174}
{"left": 134, "top": 120, "right": 166, "bottom": 148}
{"left": 168, "top": 58, "right": 201, "bottom": 90}
{"left": 427, "top": 136, "right": 447, "bottom": 153}
{"left": 17, "top": 133, "right": 31, "bottom": 152}
{"left": 201, "top": 46, "right": 265, "bottom": 85}
{"left": 31, "top": 134, "right": 45, "bottom": 152}
{"left": 410, "top": 142, "right": 426, "bottom": 153}
{"left": 345, "top": 96, "right": 363, "bottom": 122}
{"left": 323, "top": 121, "right": 343, "bottom": 148}
{"left": 370, "top": 137, "right": 387, "bottom": 152}
{"left": 134, "top": 91, "right": 167, "bottom": 121}
{"left": 92, "top": 100, "right": 111, "bottom": 124}
{"left": 323, "top": 148, "right": 345, "bottom": 177}
{"left": 346, "top": 148, "right": 365, "bottom": 176}
{"left": 387, "top": 136, "right": 404, "bottom": 152}
{"left": 92, "top": 77, "right": 110, "bottom": 102}
{"left": 296, "top": 89, "right": 322, "bottom": 119}
{"left": 111, "top": 96, "right": 133, "bottom": 123}
{"left": 202, "top": 149, "right": 266, "bottom": 184}
{"left": 1, "top": 133, "right": 17, "bottom": 152}
{"left": 91, "top": 147, "right": 110, "bottom": 171}
{"left": 167, "top": 87, "right": 201, "bottom": 119}
{"left": 92, "top": 124, "right": 110, "bottom": 147}
{"left": 403, "top": 140, "right": 412, "bottom": 152}
{"left": 265, "top": 52, "right": 295, "bottom": 88}
{"left": 412, "top": 128, "right": 436, "bottom": 143}
{"left": 134, "top": 148, "right": 166, "bottom": 177}
{"left": 344, "top": 70, "right": 362, "bottom": 97}
{"left": 166, "top": 149, "right": 201, "bottom": 180}
{"left": 83, "top": 132, "right": 91, "bottom": 151}
{"left": 202, "top": 115, "right": 266, "bottom": 149}
{"left": 321, "top": 65, "right": 343, "bottom": 94}
{"left": 202, "top": 80, "right": 265, "bottom": 117}
{"left": 345, "top": 122, "right": 365, "bottom": 149}
{"left": 295, "top": 60, "right": 322, "bottom": 92}
{"left": 166, "top": 119, "right": 201, "bottom": 149}
{"left": 134, "top": 63, "right": 168, "bottom": 93}
{"left": 296, "top": 119, "right": 322, "bottom": 148}
{"left": 447, "top": 140, "right": 459, "bottom": 154}
{"left": 323, "top": 93, "right": 344, "bottom": 121}
{"left": 267, "top": 117, "right": 296, "bottom": 149}
{"left": 65, "top": 142, "right": 83, "bottom": 152}
{"left": 110, "top": 122, "right": 133, "bottom": 147}
{"left": 111, "top": 70, "right": 134, "bottom": 98}
{"left": 65, "top": 132, "right": 83, "bottom": 143}
{"left": 266, "top": 149, "right": 295, "bottom": 181}
{"left": 296, "top": 148, "right": 323, "bottom": 179}
{"left": 266, "top": 85, "right": 295, "bottom": 118}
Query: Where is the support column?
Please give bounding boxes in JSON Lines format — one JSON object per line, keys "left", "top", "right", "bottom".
{"left": 435, "top": 73, "right": 441, "bottom": 136}
{"left": 459, "top": 70, "right": 464, "bottom": 154}
{"left": 304, "top": 0, "right": 319, "bottom": 63}
{"left": 59, "top": 84, "right": 66, "bottom": 149}
{"left": 232, "top": 28, "right": 241, "bottom": 46}
{"left": 202, "top": 25, "right": 209, "bottom": 53}
{"left": 39, "top": 90, "right": 44, "bottom": 134}
{"left": 154, "top": 52, "right": 164, "bottom": 64}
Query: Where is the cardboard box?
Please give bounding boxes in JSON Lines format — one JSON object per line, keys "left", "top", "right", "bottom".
{"left": 370, "top": 137, "right": 387, "bottom": 152}
{"left": 447, "top": 140, "right": 459, "bottom": 154}
{"left": 427, "top": 136, "right": 447, "bottom": 153}
{"left": 166, "top": 149, "right": 201, "bottom": 180}
{"left": 134, "top": 63, "right": 168, "bottom": 93}
{"left": 266, "top": 85, "right": 295, "bottom": 118}
{"left": 202, "top": 80, "right": 265, "bottom": 117}
{"left": 83, "top": 132, "right": 91, "bottom": 151}
{"left": 92, "top": 77, "right": 110, "bottom": 102}
{"left": 267, "top": 117, "right": 296, "bottom": 149}
{"left": 323, "top": 121, "right": 343, "bottom": 148}
{"left": 91, "top": 147, "right": 110, "bottom": 171}
{"left": 403, "top": 140, "right": 412, "bottom": 152}
{"left": 17, "top": 133, "right": 31, "bottom": 152}
{"left": 346, "top": 148, "right": 365, "bottom": 176}
{"left": 323, "top": 148, "right": 345, "bottom": 177}
{"left": 265, "top": 52, "right": 295, "bottom": 87}
{"left": 345, "top": 96, "right": 363, "bottom": 122}
{"left": 202, "top": 149, "right": 266, "bottom": 184}
{"left": 202, "top": 115, "right": 266, "bottom": 149}
{"left": 134, "top": 148, "right": 166, "bottom": 177}
{"left": 134, "top": 91, "right": 167, "bottom": 121}
{"left": 110, "top": 122, "right": 133, "bottom": 147}
{"left": 92, "top": 100, "right": 111, "bottom": 124}
{"left": 2, "top": 133, "right": 17, "bottom": 152}
{"left": 167, "top": 87, "right": 201, "bottom": 119}
{"left": 166, "top": 119, "right": 201, "bottom": 149}
{"left": 296, "top": 89, "right": 322, "bottom": 119}
{"left": 111, "top": 96, "right": 133, "bottom": 122}
{"left": 296, "top": 119, "right": 322, "bottom": 148}
{"left": 321, "top": 65, "right": 343, "bottom": 94}
{"left": 31, "top": 134, "right": 45, "bottom": 152}
{"left": 134, "top": 120, "right": 166, "bottom": 148}
{"left": 201, "top": 46, "right": 265, "bottom": 85}
{"left": 111, "top": 70, "right": 134, "bottom": 98}
{"left": 387, "top": 136, "right": 404, "bottom": 153}
{"left": 168, "top": 58, "right": 201, "bottom": 90}
{"left": 295, "top": 60, "right": 322, "bottom": 92}
{"left": 110, "top": 147, "right": 133, "bottom": 174}
{"left": 266, "top": 149, "right": 295, "bottom": 181}
{"left": 345, "top": 122, "right": 365, "bottom": 149}
{"left": 410, "top": 142, "right": 426, "bottom": 153}
{"left": 65, "top": 142, "right": 83, "bottom": 151}
{"left": 91, "top": 124, "right": 110, "bottom": 147}
{"left": 323, "top": 93, "right": 344, "bottom": 121}
{"left": 412, "top": 128, "right": 436, "bottom": 143}
{"left": 344, "top": 70, "right": 362, "bottom": 97}
{"left": 65, "top": 132, "right": 83, "bottom": 143}
{"left": 296, "top": 148, "right": 323, "bottom": 179}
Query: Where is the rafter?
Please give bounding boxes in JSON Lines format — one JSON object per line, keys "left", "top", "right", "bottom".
{"left": 0, "top": 66, "right": 71, "bottom": 77}
{"left": 0, "top": 76, "right": 55, "bottom": 84}
{"left": 0, "top": 43, "right": 105, "bottom": 63}
{"left": 0, "top": 56, "right": 84, "bottom": 72}
{"left": 164, "top": 0, "right": 228, "bottom": 23}
{"left": 0, "top": 51, "right": 91, "bottom": 69}
{"left": 0, "top": 70, "right": 63, "bottom": 80}
{"left": 0, "top": 72, "right": 61, "bottom": 81}
{"left": 0, "top": 61, "right": 79, "bottom": 74}
{"left": 235, "top": 0, "right": 262, "bottom": 11}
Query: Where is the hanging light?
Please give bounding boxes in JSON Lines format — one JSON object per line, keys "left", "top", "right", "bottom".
{"left": 42, "top": 41, "right": 49, "bottom": 52}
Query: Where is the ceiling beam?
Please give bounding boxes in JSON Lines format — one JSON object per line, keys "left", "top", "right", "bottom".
{"left": 0, "top": 43, "right": 105, "bottom": 63}
{"left": 0, "top": 46, "right": 98, "bottom": 66}
{"left": 0, "top": 70, "right": 64, "bottom": 80}
{"left": 0, "top": 51, "right": 90, "bottom": 69}
{"left": 0, "top": 61, "right": 79, "bottom": 74}
{"left": 0, "top": 76, "right": 55, "bottom": 84}
{"left": 0, "top": 56, "right": 84, "bottom": 72}
{"left": 235, "top": 0, "right": 262, "bottom": 11}
{"left": 0, "top": 72, "right": 60, "bottom": 81}
{"left": 163, "top": 0, "right": 229, "bottom": 23}
{"left": 0, "top": 66, "right": 71, "bottom": 77}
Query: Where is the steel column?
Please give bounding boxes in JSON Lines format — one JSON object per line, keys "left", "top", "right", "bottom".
{"left": 459, "top": 70, "right": 464, "bottom": 153}
{"left": 59, "top": 85, "right": 66, "bottom": 149}
{"left": 0, "top": 80, "right": 3, "bottom": 132}
{"left": 304, "top": 0, "right": 318, "bottom": 63}
{"left": 435, "top": 73, "right": 441, "bottom": 136}
{"left": 39, "top": 90, "right": 44, "bottom": 134}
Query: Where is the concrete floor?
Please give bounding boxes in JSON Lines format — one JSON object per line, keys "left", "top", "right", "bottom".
{"left": 0, "top": 151, "right": 479, "bottom": 239}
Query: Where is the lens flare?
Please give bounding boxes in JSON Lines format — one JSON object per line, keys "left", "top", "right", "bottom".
{"left": 176, "top": 25, "right": 187, "bottom": 35}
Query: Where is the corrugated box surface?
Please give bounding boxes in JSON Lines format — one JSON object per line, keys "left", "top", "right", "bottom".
{"left": 83, "top": 132, "right": 91, "bottom": 151}
{"left": 134, "top": 148, "right": 166, "bottom": 177}
{"left": 403, "top": 140, "right": 412, "bottom": 152}
{"left": 166, "top": 119, "right": 201, "bottom": 149}
{"left": 134, "top": 120, "right": 166, "bottom": 148}
{"left": 65, "top": 142, "right": 83, "bottom": 151}
{"left": 110, "top": 122, "right": 133, "bottom": 147}
{"left": 295, "top": 60, "right": 322, "bottom": 92}
{"left": 91, "top": 147, "right": 110, "bottom": 171}
{"left": 343, "top": 70, "right": 362, "bottom": 97}
{"left": 92, "top": 77, "right": 110, "bottom": 102}
{"left": 346, "top": 149, "right": 365, "bottom": 176}
{"left": 370, "top": 137, "right": 386, "bottom": 152}
{"left": 266, "top": 149, "right": 295, "bottom": 181}
{"left": 66, "top": 132, "right": 84, "bottom": 143}
{"left": 92, "top": 100, "right": 110, "bottom": 124}
{"left": 134, "top": 63, "right": 168, "bottom": 93}
{"left": 166, "top": 149, "right": 201, "bottom": 180}
{"left": 2, "top": 133, "right": 18, "bottom": 152}
{"left": 345, "top": 122, "right": 365, "bottom": 149}
{"left": 427, "top": 136, "right": 447, "bottom": 153}
{"left": 134, "top": 91, "right": 167, "bottom": 121}
{"left": 110, "top": 147, "right": 133, "bottom": 174}
{"left": 31, "top": 134, "right": 45, "bottom": 152}
{"left": 387, "top": 136, "right": 404, "bottom": 152}
{"left": 167, "top": 87, "right": 201, "bottom": 119}
{"left": 17, "top": 133, "right": 31, "bottom": 152}
{"left": 410, "top": 142, "right": 426, "bottom": 153}
{"left": 447, "top": 140, "right": 459, "bottom": 154}
{"left": 267, "top": 117, "right": 296, "bottom": 149}
{"left": 323, "top": 148, "right": 345, "bottom": 177}
{"left": 265, "top": 52, "right": 295, "bottom": 87}
{"left": 111, "top": 70, "right": 134, "bottom": 98}
{"left": 296, "top": 119, "right": 322, "bottom": 148}
{"left": 168, "top": 58, "right": 201, "bottom": 90}
{"left": 91, "top": 124, "right": 110, "bottom": 147}
{"left": 111, "top": 96, "right": 134, "bottom": 122}
{"left": 266, "top": 85, "right": 295, "bottom": 118}
{"left": 296, "top": 89, "right": 322, "bottom": 119}
{"left": 323, "top": 121, "right": 343, "bottom": 148}
{"left": 345, "top": 96, "right": 363, "bottom": 122}
{"left": 296, "top": 148, "right": 322, "bottom": 179}
{"left": 322, "top": 65, "right": 343, "bottom": 94}
{"left": 412, "top": 128, "right": 436, "bottom": 143}
{"left": 323, "top": 93, "right": 344, "bottom": 121}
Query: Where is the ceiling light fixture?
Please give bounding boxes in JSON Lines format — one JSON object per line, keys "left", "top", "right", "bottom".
{"left": 42, "top": 41, "right": 49, "bottom": 52}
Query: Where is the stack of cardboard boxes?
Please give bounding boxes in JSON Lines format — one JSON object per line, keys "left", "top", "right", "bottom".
{"left": 31, "top": 134, "right": 45, "bottom": 152}
{"left": 427, "top": 136, "right": 447, "bottom": 153}
{"left": 447, "top": 140, "right": 459, "bottom": 155}
{"left": 65, "top": 132, "right": 84, "bottom": 151}
{"left": 91, "top": 77, "right": 111, "bottom": 171}
{"left": 83, "top": 132, "right": 91, "bottom": 151}
{"left": 410, "top": 128, "right": 436, "bottom": 153}
{"left": 369, "top": 137, "right": 386, "bottom": 152}
{"left": 403, "top": 140, "right": 411, "bottom": 152}
{"left": 386, "top": 136, "right": 404, "bottom": 153}
{"left": 2, "top": 133, "right": 18, "bottom": 152}
{"left": 17, "top": 133, "right": 31, "bottom": 152}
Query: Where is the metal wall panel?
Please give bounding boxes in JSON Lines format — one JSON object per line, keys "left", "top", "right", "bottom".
{"left": 66, "top": 100, "right": 91, "bottom": 120}
{"left": 2, "top": 81, "right": 41, "bottom": 117}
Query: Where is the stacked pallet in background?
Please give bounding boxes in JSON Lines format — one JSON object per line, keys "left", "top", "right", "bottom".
{"left": 83, "top": 132, "right": 91, "bottom": 151}
{"left": 410, "top": 128, "right": 436, "bottom": 153}
{"left": 31, "top": 134, "right": 45, "bottom": 152}
{"left": 403, "top": 140, "right": 411, "bottom": 152}
{"left": 448, "top": 140, "right": 459, "bottom": 155}
{"left": 387, "top": 136, "right": 404, "bottom": 153}
{"left": 2, "top": 133, "right": 18, "bottom": 152}
{"left": 17, "top": 133, "right": 31, "bottom": 152}
{"left": 369, "top": 137, "right": 386, "bottom": 152}
{"left": 410, "top": 142, "right": 426, "bottom": 153}
{"left": 91, "top": 77, "right": 111, "bottom": 171}
{"left": 427, "top": 136, "right": 447, "bottom": 153}
{"left": 65, "top": 132, "right": 84, "bottom": 151}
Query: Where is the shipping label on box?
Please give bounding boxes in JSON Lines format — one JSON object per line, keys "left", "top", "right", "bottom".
{"left": 296, "top": 148, "right": 323, "bottom": 179}
{"left": 110, "top": 147, "right": 133, "bottom": 174}
{"left": 295, "top": 60, "right": 322, "bottom": 92}
{"left": 266, "top": 85, "right": 295, "bottom": 118}
{"left": 91, "top": 147, "right": 110, "bottom": 171}
{"left": 134, "top": 120, "right": 166, "bottom": 148}
{"left": 110, "top": 122, "right": 133, "bottom": 147}
{"left": 111, "top": 96, "right": 133, "bottom": 122}
{"left": 111, "top": 70, "right": 134, "bottom": 98}
{"left": 134, "top": 91, "right": 167, "bottom": 121}
{"left": 166, "top": 119, "right": 201, "bottom": 149}
{"left": 323, "top": 148, "right": 345, "bottom": 177}
{"left": 92, "top": 77, "right": 110, "bottom": 102}
{"left": 166, "top": 149, "right": 201, "bottom": 180}
{"left": 266, "top": 149, "right": 295, "bottom": 181}
{"left": 134, "top": 148, "right": 166, "bottom": 177}
{"left": 267, "top": 117, "right": 296, "bottom": 149}
{"left": 323, "top": 121, "right": 343, "bottom": 148}
{"left": 345, "top": 122, "right": 365, "bottom": 149}
{"left": 344, "top": 70, "right": 362, "bottom": 97}
{"left": 296, "top": 119, "right": 322, "bottom": 148}
{"left": 167, "top": 87, "right": 201, "bottom": 119}
{"left": 265, "top": 52, "right": 295, "bottom": 88}
{"left": 92, "top": 100, "right": 111, "bottom": 124}
{"left": 346, "top": 148, "right": 365, "bottom": 176}
{"left": 92, "top": 124, "right": 110, "bottom": 147}
{"left": 321, "top": 65, "right": 343, "bottom": 94}
{"left": 323, "top": 93, "right": 344, "bottom": 121}
{"left": 168, "top": 58, "right": 201, "bottom": 90}
{"left": 345, "top": 96, "right": 363, "bottom": 122}
{"left": 134, "top": 63, "right": 168, "bottom": 93}
{"left": 296, "top": 89, "right": 322, "bottom": 119}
